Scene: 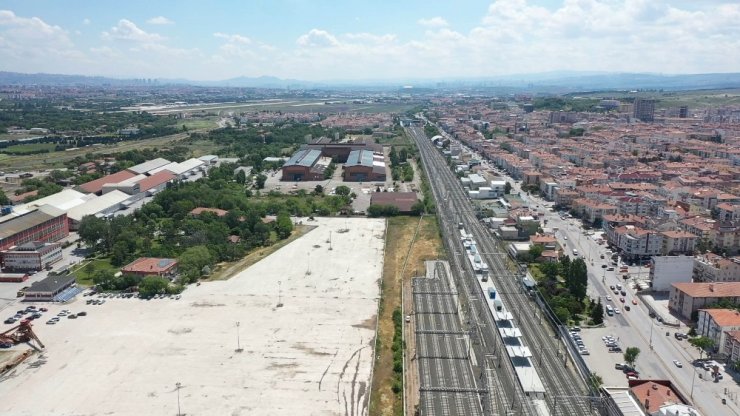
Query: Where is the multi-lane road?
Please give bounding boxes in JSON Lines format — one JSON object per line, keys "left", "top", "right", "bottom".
{"left": 408, "top": 125, "right": 593, "bottom": 415}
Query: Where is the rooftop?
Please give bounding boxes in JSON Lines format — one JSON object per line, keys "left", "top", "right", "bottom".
{"left": 699, "top": 308, "right": 740, "bottom": 326}
{"left": 128, "top": 158, "right": 172, "bottom": 175}
{"left": 121, "top": 257, "right": 178, "bottom": 274}
{"left": 284, "top": 149, "right": 322, "bottom": 168}
{"left": 79, "top": 170, "right": 137, "bottom": 194}
{"left": 0, "top": 206, "right": 65, "bottom": 241}
{"left": 672, "top": 282, "right": 740, "bottom": 298}
{"left": 26, "top": 274, "right": 75, "bottom": 294}
{"left": 345, "top": 149, "right": 374, "bottom": 167}
{"left": 369, "top": 192, "right": 418, "bottom": 213}
{"left": 629, "top": 380, "right": 687, "bottom": 414}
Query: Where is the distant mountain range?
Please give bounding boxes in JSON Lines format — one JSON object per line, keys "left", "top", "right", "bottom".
{"left": 1, "top": 70, "right": 739, "bottom": 91}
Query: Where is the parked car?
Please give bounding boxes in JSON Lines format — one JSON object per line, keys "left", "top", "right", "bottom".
{"left": 4, "top": 318, "right": 16, "bottom": 324}
{"left": 673, "top": 360, "right": 683, "bottom": 368}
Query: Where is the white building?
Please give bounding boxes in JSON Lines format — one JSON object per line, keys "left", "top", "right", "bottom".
{"left": 66, "top": 190, "right": 131, "bottom": 230}
{"left": 128, "top": 158, "right": 171, "bottom": 175}
{"left": 1, "top": 242, "right": 63, "bottom": 271}
{"left": 12, "top": 189, "right": 91, "bottom": 216}
{"left": 489, "top": 180, "right": 506, "bottom": 198}
{"left": 649, "top": 256, "right": 695, "bottom": 291}
{"left": 467, "top": 173, "right": 487, "bottom": 190}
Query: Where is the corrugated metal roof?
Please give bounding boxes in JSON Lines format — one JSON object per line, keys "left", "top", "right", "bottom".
{"left": 26, "top": 274, "right": 75, "bottom": 294}
{"left": 13, "top": 189, "right": 87, "bottom": 215}
{"left": 284, "top": 149, "right": 322, "bottom": 167}
{"left": 79, "top": 170, "right": 137, "bottom": 194}
{"left": 128, "top": 158, "right": 171, "bottom": 174}
{"left": 0, "top": 205, "right": 65, "bottom": 240}
{"left": 67, "top": 190, "right": 130, "bottom": 221}
{"left": 345, "top": 150, "right": 374, "bottom": 167}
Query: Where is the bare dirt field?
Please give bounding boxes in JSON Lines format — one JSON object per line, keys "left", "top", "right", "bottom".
{"left": 0, "top": 217, "right": 385, "bottom": 416}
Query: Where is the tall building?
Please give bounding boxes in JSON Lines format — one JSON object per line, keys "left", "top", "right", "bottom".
{"left": 633, "top": 98, "right": 656, "bottom": 122}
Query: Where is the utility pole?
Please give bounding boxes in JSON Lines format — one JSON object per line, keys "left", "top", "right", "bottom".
{"left": 277, "top": 281, "right": 283, "bottom": 308}
{"left": 235, "top": 322, "right": 243, "bottom": 353}
{"left": 175, "top": 382, "right": 183, "bottom": 416}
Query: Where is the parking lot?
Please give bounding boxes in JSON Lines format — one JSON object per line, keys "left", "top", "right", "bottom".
{"left": 0, "top": 217, "right": 385, "bottom": 416}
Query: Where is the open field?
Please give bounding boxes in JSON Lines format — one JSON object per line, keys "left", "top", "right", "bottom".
{"left": 141, "top": 99, "right": 417, "bottom": 115}
{"left": 0, "top": 143, "right": 57, "bottom": 155}
{"left": 370, "top": 216, "right": 445, "bottom": 416}
{"left": 0, "top": 217, "right": 384, "bottom": 416}
{"left": 0, "top": 132, "right": 190, "bottom": 171}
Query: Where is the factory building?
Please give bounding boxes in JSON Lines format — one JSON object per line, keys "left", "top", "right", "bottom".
{"left": 23, "top": 274, "right": 77, "bottom": 302}
{"left": 281, "top": 149, "right": 332, "bottom": 181}
{"left": 343, "top": 150, "right": 386, "bottom": 182}
{"left": 66, "top": 190, "right": 131, "bottom": 230}
{"left": 0, "top": 205, "right": 68, "bottom": 251}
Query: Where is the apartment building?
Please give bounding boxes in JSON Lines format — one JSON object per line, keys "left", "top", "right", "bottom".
{"left": 697, "top": 309, "right": 740, "bottom": 355}
{"left": 669, "top": 282, "right": 740, "bottom": 320}
{"left": 693, "top": 253, "right": 740, "bottom": 283}
{"left": 660, "top": 230, "right": 697, "bottom": 255}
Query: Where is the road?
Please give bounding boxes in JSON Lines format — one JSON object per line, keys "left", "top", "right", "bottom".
{"left": 489, "top": 160, "right": 740, "bottom": 416}
{"left": 409, "top": 125, "right": 595, "bottom": 415}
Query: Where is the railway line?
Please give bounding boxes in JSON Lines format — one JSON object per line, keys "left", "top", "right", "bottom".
{"left": 408, "top": 125, "right": 595, "bottom": 415}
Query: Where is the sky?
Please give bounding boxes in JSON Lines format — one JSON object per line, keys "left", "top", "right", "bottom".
{"left": 0, "top": 0, "right": 738, "bottom": 81}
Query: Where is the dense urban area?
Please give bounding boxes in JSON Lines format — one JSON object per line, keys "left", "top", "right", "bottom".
{"left": 0, "top": 79, "right": 738, "bottom": 416}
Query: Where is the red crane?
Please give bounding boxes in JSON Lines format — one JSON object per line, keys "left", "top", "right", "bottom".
{"left": 0, "top": 320, "right": 45, "bottom": 351}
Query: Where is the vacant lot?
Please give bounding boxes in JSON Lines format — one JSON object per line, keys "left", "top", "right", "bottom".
{"left": 0, "top": 217, "right": 384, "bottom": 416}
{"left": 1, "top": 143, "right": 57, "bottom": 155}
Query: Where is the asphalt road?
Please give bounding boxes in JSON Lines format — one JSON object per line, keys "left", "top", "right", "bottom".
{"left": 492, "top": 161, "right": 740, "bottom": 416}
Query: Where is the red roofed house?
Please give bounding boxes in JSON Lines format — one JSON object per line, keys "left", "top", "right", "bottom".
{"left": 369, "top": 192, "right": 419, "bottom": 214}
{"left": 121, "top": 257, "right": 178, "bottom": 279}
{"left": 669, "top": 282, "right": 740, "bottom": 320}
{"left": 190, "top": 207, "right": 228, "bottom": 217}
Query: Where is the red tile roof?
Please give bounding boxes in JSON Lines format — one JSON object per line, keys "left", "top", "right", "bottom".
{"left": 699, "top": 309, "right": 740, "bottom": 326}
{"left": 190, "top": 207, "right": 228, "bottom": 217}
{"left": 370, "top": 192, "right": 418, "bottom": 213}
{"left": 136, "top": 171, "right": 175, "bottom": 191}
{"left": 79, "top": 170, "right": 137, "bottom": 194}
{"left": 121, "top": 257, "right": 177, "bottom": 274}
{"left": 672, "top": 282, "right": 740, "bottom": 298}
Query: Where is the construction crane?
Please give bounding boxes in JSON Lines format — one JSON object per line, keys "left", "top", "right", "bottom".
{"left": 0, "top": 320, "right": 45, "bottom": 351}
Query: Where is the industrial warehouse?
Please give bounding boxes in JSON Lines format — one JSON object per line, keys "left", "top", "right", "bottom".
{"left": 281, "top": 138, "right": 387, "bottom": 182}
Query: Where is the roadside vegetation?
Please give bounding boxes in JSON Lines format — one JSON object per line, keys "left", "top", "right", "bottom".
{"left": 529, "top": 256, "right": 603, "bottom": 325}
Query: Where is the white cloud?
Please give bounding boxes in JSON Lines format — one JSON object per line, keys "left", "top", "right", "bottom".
{"left": 82, "top": 18, "right": 91, "bottom": 25}
{"left": 146, "top": 16, "right": 174, "bottom": 25}
{"left": 296, "top": 29, "right": 339, "bottom": 48}
{"left": 417, "top": 17, "right": 449, "bottom": 28}
{"left": 103, "top": 19, "right": 165, "bottom": 42}
{"left": 214, "top": 32, "right": 251, "bottom": 45}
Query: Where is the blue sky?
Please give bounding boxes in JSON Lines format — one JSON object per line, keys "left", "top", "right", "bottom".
{"left": 0, "top": 1, "right": 738, "bottom": 81}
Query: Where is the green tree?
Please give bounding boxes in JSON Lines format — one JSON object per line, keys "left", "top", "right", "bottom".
{"left": 539, "top": 262, "right": 559, "bottom": 281}
{"left": 554, "top": 306, "right": 570, "bottom": 323}
{"left": 313, "top": 184, "right": 324, "bottom": 195}
{"left": 0, "top": 189, "right": 10, "bottom": 205}
{"left": 591, "top": 298, "right": 604, "bottom": 325}
{"left": 78, "top": 216, "right": 109, "bottom": 250}
{"left": 255, "top": 174, "right": 267, "bottom": 189}
{"left": 528, "top": 245, "right": 544, "bottom": 262}
{"left": 91, "top": 269, "right": 117, "bottom": 290}
{"left": 505, "top": 182, "right": 512, "bottom": 194}
{"left": 177, "top": 245, "right": 214, "bottom": 282}
{"left": 110, "top": 240, "right": 133, "bottom": 267}
{"left": 410, "top": 200, "right": 426, "bottom": 216}
{"left": 235, "top": 169, "right": 247, "bottom": 184}
{"left": 335, "top": 185, "right": 351, "bottom": 197}
{"left": 275, "top": 212, "right": 293, "bottom": 239}
{"left": 623, "top": 347, "right": 640, "bottom": 367}
{"left": 139, "top": 276, "right": 169, "bottom": 298}
{"left": 688, "top": 336, "right": 715, "bottom": 359}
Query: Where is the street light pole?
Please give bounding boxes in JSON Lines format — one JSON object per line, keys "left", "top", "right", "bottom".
{"left": 235, "top": 321, "right": 243, "bottom": 353}
{"left": 175, "top": 382, "right": 182, "bottom": 416}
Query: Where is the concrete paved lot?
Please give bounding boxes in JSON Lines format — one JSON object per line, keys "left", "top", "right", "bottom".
{"left": 0, "top": 217, "right": 385, "bottom": 416}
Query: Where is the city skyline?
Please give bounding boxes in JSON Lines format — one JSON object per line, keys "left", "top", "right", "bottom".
{"left": 1, "top": 0, "right": 739, "bottom": 81}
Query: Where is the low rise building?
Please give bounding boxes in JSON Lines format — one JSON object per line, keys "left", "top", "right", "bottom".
{"left": 368, "top": 192, "right": 418, "bottom": 214}
{"left": 0, "top": 205, "right": 69, "bottom": 251}
{"left": 696, "top": 309, "right": 740, "bottom": 355}
{"left": 121, "top": 257, "right": 178, "bottom": 279}
{"left": 724, "top": 331, "right": 740, "bottom": 363}
{"left": 23, "top": 274, "right": 76, "bottom": 302}
{"left": 660, "top": 230, "right": 697, "bottom": 255}
{"left": 281, "top": 149, "right": 330, "bottom": 181}
{"left": 1, "top": 241, "right": 62, "bottom": 271}
{"left": 693, "top": 253, "right": 740, "bottom": 283}
{"left": 342, "top": 149, "right": 386, "bottom": 182}
{"left": 669, "top": 282, "right": 740, "bottom": 320}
